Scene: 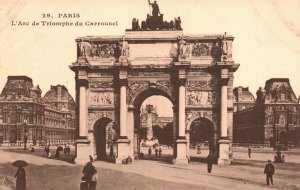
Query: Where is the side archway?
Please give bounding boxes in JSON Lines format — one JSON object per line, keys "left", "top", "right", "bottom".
{"left": 93, "top": 117, "right": 117, "bottom": 160}
{"left": 189, "top": 117, "right": 215, "bottom": 155}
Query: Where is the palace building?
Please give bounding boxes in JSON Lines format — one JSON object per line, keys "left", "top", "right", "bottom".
{"left": 0, "top": 76, "right": 75, "bottom": 146}
{"left": 233, "top": 78, "right": 300, "bottom": 148}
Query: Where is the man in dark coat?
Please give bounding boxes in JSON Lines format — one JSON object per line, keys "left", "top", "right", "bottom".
{"left": 248, "top": 147, "right": 252, "bottom": 158}
{"left": 207, "top": 153, "right": 214, "bottom": 173}
{"left": 264, "top": 160, "right": 275, "bottom": 185}
{"left": 82, "top": 160, "right": 97, "bottom": 189}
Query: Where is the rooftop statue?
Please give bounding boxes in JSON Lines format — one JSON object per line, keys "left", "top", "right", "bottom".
{"left": 129, "top": 0, "right": 182, "bottom": 31}
{"left": 148, "top": 0, "right": 160, "bottom": 17}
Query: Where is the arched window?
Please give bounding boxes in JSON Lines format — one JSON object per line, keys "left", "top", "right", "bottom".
{"left": 279, "top": 115, "right": 285, "bottom": 125}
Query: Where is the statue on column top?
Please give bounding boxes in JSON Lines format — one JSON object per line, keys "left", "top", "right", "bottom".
{"left": 148, "top": 0, "right": 160, "bottom": 17}
{"left": 221, "top": 32, "right": 228, "bottom": 60}
{"left": 119, "top": 36, "right": 130, "bottom": 62}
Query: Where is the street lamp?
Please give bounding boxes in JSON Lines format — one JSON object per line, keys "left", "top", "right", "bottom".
{"left": 273, "top": 108, "right": 276, "bottom": 150}
{"left": 23, "top": 119, "right": 28, "bottom": 150}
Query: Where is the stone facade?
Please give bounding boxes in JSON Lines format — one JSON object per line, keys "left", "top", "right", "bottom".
{"left": 43, "top": 85, "right": 76, "bottom": 145}
{"left": 0, "top": 76, "right": 75, "bottom": 146}
{"left": 70, "top": 7, "right": 239, "bottom": 165}
{"left": 233, "top": 79, "right": 300, "bottom": 147}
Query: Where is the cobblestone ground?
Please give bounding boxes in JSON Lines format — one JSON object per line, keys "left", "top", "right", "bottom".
{"left": 0, "top": 146, "right": 299, "bottom": 190}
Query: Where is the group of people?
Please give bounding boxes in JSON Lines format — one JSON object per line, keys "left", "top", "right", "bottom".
{"left": 43, "top": 144, "right": 71, "bottom": 159}
{"left": 274, "top": 150, "right": 285, "bottom": 163}
{"left": 247, "top": 146, "right": 278, "bottom": 186}
{"left": 155, "top": 147, "right": 162, "bottom": 158}
{"left": 147, "top": 147, "right": 163, "bottom": 158}
{"left": 12, "top": 144, "right": 283, "bottom": 189}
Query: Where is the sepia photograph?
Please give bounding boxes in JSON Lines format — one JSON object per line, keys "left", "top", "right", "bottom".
{"left": 0, "top": 0, "right": 300, "bottom": 189}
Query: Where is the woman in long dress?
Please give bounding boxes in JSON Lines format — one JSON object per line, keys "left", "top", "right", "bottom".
{"left": 14, "top": 166, "right": 26, "bottom": 190}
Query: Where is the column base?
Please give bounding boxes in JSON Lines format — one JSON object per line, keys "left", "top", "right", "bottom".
{"left": 173, "top": 138, "right": 188, "bottom": 164}
{"left": 74, "top": 138, "right": 91, "bottom": 165}
{"left": 218, "top": 138, "right": 231, "bottom": 165}
{"left": 115, "top": 138, "right": 130, "bottom": 164}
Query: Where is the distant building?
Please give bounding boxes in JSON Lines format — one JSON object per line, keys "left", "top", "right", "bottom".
{"left": 0, "top": 76, "right": 75, "bottom": 146}
{"left": 140, "top": 104, "right": 172, "bottom": 129}
{"left": 233, "top": 78, "right": 300, "bottom": 147}
{"left": 43, "top": 85, "right": 76, "bottom": 145}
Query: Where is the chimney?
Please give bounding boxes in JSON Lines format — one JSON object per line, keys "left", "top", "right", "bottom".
{"left": 57, "top": 85, "right": 62, "bottom": 102}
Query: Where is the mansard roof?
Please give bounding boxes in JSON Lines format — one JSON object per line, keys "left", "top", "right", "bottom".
{"left": 263, "top": 78, "right": 297, "bottom": 103}
{"left": 0, "top": 75, "right": 41, "bottom": 100}
{"left": 233, "top": 86, "right": 255, "bottom": 103}
{"left": 43, "top": 85, "right": 75, "bottom": 111}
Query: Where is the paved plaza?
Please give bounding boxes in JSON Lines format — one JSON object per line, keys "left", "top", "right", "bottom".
{"left": 0, "top": 147, "right": 299, "bottom": 190}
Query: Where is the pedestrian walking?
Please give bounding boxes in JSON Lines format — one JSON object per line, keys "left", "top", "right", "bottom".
{"left": 158, "top": 147, "right": 162, "bottom": 158}
{"left": 148, "top": 147, "right": 152, "bottom": 155}
{"left": 14, "top": 166, "right": 26, "bottom": 190}
{"left": 248, "top": 147, "right": 252, "bottom": 158}
{"left": 207, "top": 153, "right": 214, "bottom": 173}
{"left": 155, "top": 148, "right": 158, "bottom": 158}
{"left": 64, "top": 144, "right": 67, "bottom": 156}
{"left": 197, "top": 145, "right": 201, "bottom": 154}
{"left": 90, "top": 170, "right": 98, "bottom": 190}
{"left": 82, "top": 157, "right": 97, "bottom": 190}
{"left": 264, "top": 159, "right": 275, "bottom": 185}
{"left": 281, "top": 155, "right": 285, "bottom": 163}
{"left": 80, "top": 175, "right": 88, "bottom": 190}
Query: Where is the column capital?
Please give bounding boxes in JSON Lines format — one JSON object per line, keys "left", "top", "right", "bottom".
{"left": 78, "top": 79, "right": 89, "bottom": 87}
{"left": 220, "top": 78, "right": 229, "bottom": 86}
{"left": 119, "top": 79, "right": 128, "bottom": 87}
{"left": 178, "top": 78, "right": 187, "bottom": 86}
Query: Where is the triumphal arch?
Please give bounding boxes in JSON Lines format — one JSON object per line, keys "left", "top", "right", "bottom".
{"left": 70, "top": 5, "right": 239, "bottom": 165}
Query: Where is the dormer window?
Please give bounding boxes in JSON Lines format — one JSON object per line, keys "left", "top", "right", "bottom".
{"left": 280, "top": 93, "right": 286, "bottom": 101}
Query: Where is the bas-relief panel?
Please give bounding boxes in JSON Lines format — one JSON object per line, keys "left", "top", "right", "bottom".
{"left": 89, "top": 92, "right": 114, "bottom": 106}
{"left": 78, "top": 42, "right": 119, "bottom": 59}
{"left": 89, "top": 80, "right": 114, "bottom": 89}
{"left": 186, "top": 91, "right": 215, "bottom": 107}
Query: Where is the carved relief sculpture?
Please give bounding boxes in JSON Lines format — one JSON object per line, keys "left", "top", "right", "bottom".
{"left": 178, "top": 35, "right": 191, "bottom": 59}
{"left": 187, "top": 91, "right": 214, "bottom": 106}
{"left": 90, "top": 92, "right": 114, "bottom": 106}
{"left": 211, "top": 41, "right": 222, "bottom": 60}
{"left": 192, "top": 43, "right": 210, "bottom": 56}
{"left": 77, "top": 41, "right": 117, "bottom": 59}
{"left": 89, "top": 81, "right": 113, "bottom": 89}
{"left": 119, "top": 37, "right": 130, "bottom": 62}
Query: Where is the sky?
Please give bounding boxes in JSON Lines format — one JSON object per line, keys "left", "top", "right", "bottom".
{"left": 0, "top": 0, "right": 299, "bottom": 117}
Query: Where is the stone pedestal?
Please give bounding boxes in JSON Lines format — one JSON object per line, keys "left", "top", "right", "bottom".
{"left": 74, "top": 138, "right": 91, "bottom": 165}
{"left": 218, "top": 138, "right": 231, "bottom": 165}
{"left": 173, "top": 139, "right": 188, "bottom": 164}
{"left": 116, "top": 138, "right": 130, "bottom": 164}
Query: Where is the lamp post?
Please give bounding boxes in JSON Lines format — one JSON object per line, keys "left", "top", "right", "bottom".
{"left": 273, "top": 108, "right": 276, "bottom": 150}
{"left": 23, "top": 119, "right": 28, "bottom": 150}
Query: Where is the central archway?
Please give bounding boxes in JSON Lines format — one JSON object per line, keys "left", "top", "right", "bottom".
{"left": 131, "top": 87, "right": 175, "bottom": 161}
